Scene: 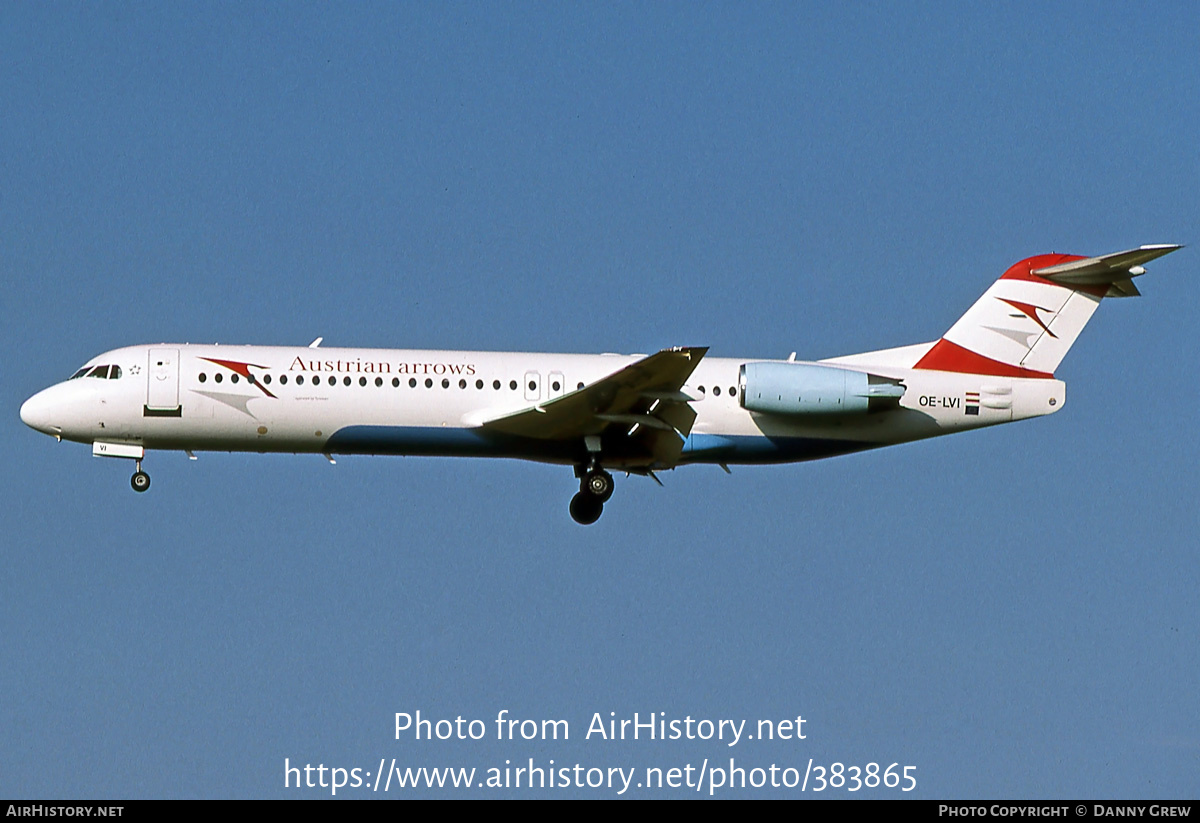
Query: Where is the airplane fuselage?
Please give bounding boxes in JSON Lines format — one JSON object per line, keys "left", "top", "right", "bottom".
{"left": 21, "top": 343, "right": 1062, "bottom": 468}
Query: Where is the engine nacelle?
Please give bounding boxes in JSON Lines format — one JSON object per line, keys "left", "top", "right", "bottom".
{"left": 739, "top": 362, "right": 905, "bottom": 416}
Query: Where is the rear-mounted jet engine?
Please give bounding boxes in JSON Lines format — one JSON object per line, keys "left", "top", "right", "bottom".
{"left": 738, "top": 362, "right": 905, "bottom": 416}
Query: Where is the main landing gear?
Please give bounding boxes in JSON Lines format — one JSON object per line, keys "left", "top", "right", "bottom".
{"left": 130, "top": 460, "right": 150, "bottom": 493}
{"left": 569, "top": 468, "right": 613, "bottom": 525}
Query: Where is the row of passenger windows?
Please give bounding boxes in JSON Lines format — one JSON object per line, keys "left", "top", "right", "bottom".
{"left": 69, "top": 365, "right": 122, "bottom": 380}
{"left": 197, "top": 372, "right": 582, "bottom": 392}
{"left": 64, "top": 365, "right": 738, "bottom": 399}
{"left": 194, "top": 371, "right": 739, "bottom": 398}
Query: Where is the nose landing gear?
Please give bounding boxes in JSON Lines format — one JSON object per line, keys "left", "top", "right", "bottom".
{"left": 131, "top": 460, "right": 150, "bottom": 493}
{"left": 570, "top": 468, "right": 614, "bottom": 525}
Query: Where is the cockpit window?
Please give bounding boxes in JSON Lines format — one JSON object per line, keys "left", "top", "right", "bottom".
{"left": 71, "top": 364, "right": 123, "bottom": 380}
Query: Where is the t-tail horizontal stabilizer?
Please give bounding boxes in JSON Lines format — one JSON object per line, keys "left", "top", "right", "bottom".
{"left": 1032, "top": 244, "right": 1183, "bottom": 297}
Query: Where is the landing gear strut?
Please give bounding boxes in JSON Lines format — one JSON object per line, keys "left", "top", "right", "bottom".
{"left": 131, "top": 460, "right": 150, "bottom": 493}
{"left": 569, "top": 467, "right": 614, "bottom": 524}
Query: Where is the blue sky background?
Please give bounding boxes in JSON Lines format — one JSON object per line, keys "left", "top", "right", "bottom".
{"left": 2, "top": 3, "right": 1197, "bottom": 798}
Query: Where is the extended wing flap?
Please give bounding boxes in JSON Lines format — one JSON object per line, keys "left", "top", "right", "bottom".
{"left": 651, "top": 399, "right": 698, "bottom": 437}
{"left": 479, "top": 347, "right": 707, "bottom": 450}
{"left": 596, "top": 413, "right": 677, "bottom": 432}
{"left": 644, "top": 426, "right": 687, "bottom": 467}
{"left": 639, "top": 400, "right": 699, "bottom": 467}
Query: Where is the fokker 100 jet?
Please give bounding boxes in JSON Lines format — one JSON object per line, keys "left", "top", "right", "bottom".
{"left": 21, "top": 245, "right": 1181, "bottom": 524}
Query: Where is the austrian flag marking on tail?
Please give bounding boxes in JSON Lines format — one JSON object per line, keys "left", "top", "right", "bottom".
{"left": 965, "top": 392, "right": 980, "bottom": 416}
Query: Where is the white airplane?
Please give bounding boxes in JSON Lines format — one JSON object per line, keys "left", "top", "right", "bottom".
{"left": 21, "top": 245, "right": 1181, "bottom": 524}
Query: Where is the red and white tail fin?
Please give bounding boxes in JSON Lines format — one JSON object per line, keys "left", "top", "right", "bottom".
{"left": 913, "top": 245, "right": 1182, "bottom": 378}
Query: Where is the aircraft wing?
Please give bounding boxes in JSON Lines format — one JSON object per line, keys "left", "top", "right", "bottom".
{"left": 478, "top": 346, "right": 707, "bottom": 467}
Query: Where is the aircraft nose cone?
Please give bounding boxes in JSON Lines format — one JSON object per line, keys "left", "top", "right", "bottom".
{"left": 20, "top": 389, "right": 57, "bottom": 434}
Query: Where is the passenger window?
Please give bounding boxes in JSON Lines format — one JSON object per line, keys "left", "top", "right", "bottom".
{"left": 493, "top": 380, "right": 501, "bottom": 390}
{"left": 214, "top": 373, "right": 223, "bottom": 383}
{"left": 231, "top": 374, "right": 239, "bottom": 383}
{"left": 425, "top": 378, "right": 433, "bottom": 388}
{"left": 199, "top": 373, "right": 207, "bottom": 383}
{"left": 476, "top": 379, "right": 483, "bottom": 389}
{"left": 459, "top": 379, "right": 467, "bottom": 389}
{"left": 409, "top": 378, "right": 417, "bottom": 388}
{"left": 343, "top": 376, "right": 351, "bottom": 386}
{"left": 392, "top": 377, "right": 399, "bottom": 387}
{"left": 328, "top": 376, "right": 336, "bottom": 386}
{"left": 441, "top": 378, "right": 449, "bottom": 389}
{"left": 263, "top": 374, "right": 272, "bottom": 384}
{"left": 359, "top": 377, "right": 367, "bottom": 386}
{"left": 509, "top": 380, "right": 517, "bottom": 391}
{"left": 375, "top": 377, "right": 382, "bottom": 387}
{"left": 280, "top": 375, "right": 288, "bottom": 385}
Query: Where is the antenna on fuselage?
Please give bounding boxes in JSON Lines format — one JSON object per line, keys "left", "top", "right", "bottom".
{"left": 309, "top": 337, "right": 323, "bottom": 348}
